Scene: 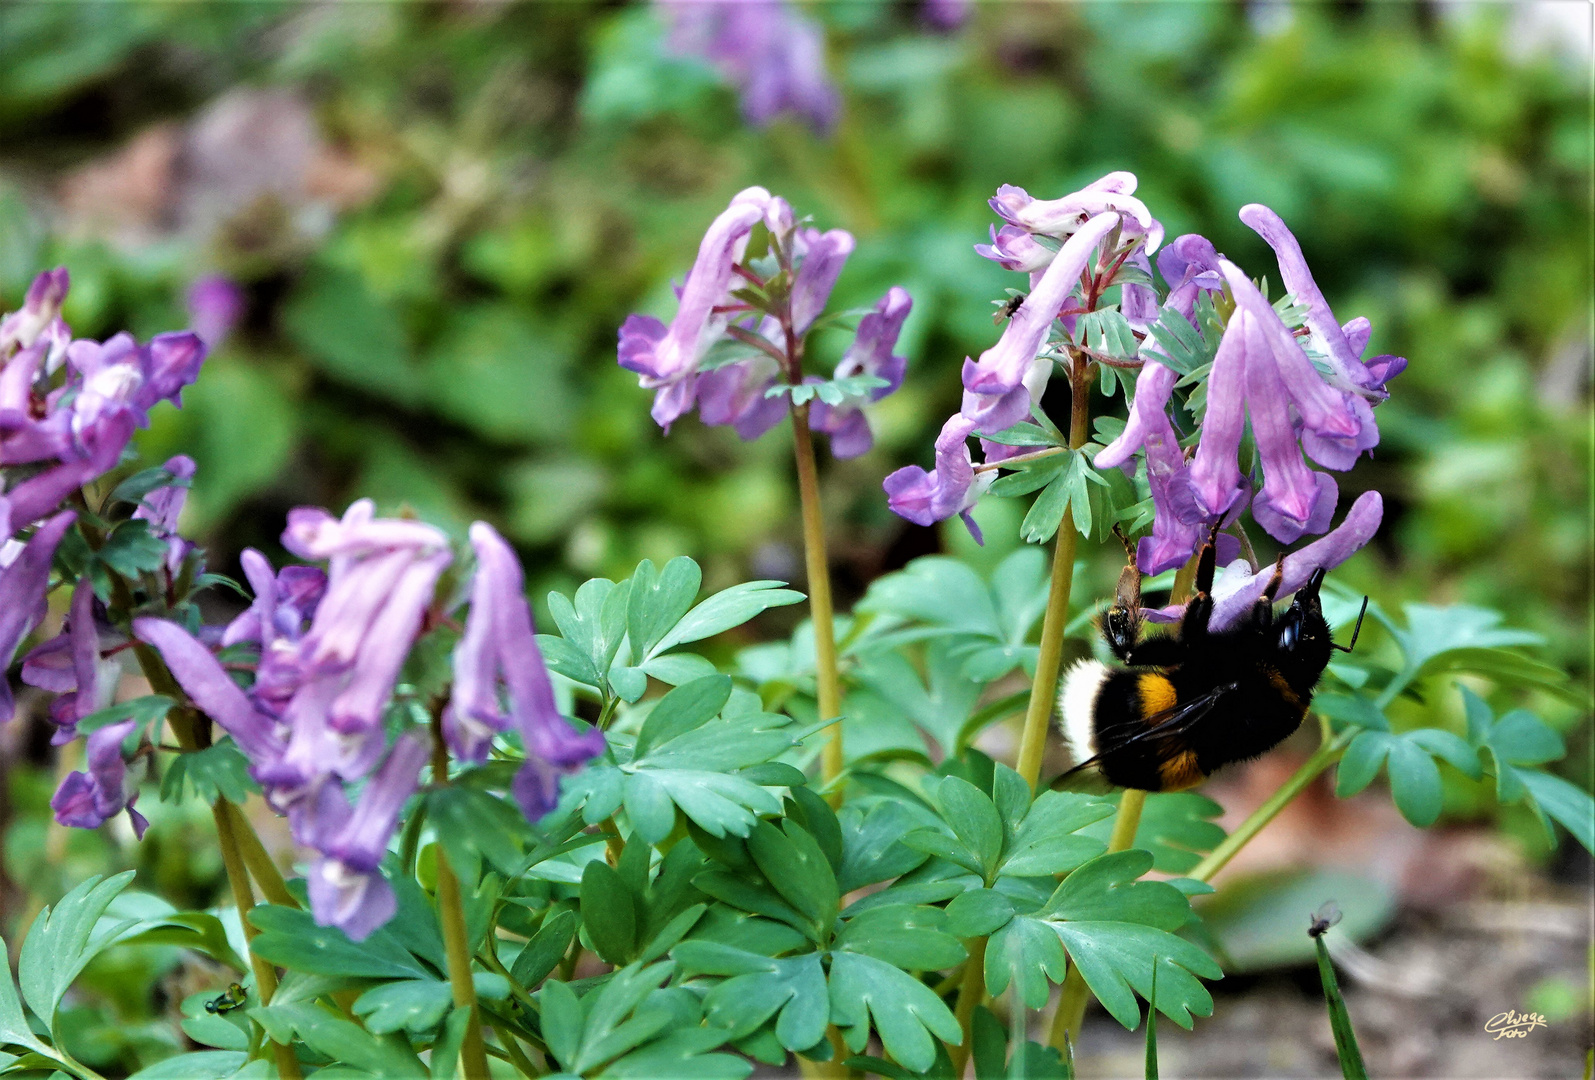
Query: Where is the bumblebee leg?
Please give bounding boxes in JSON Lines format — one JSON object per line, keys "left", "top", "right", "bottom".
{"left": 1260, "top": 553, "right": 1287, "bottom": 602}
{"left": 1180, "top": 522, "right": 1224, "bottom": 643}
{"left": 1102, "top": 525, "right": 1145, "bottom": 663}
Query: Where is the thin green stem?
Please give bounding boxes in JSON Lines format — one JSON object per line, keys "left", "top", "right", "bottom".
{"left": 489, "top": 1021, "right": 544, "bottom": 1077}
{"left": 949, "top": 937, "right": 988, "bottom": 1076}
{"left": 1190, "top": 727, "right": 1354, "bottom": 883}
{"left": 223, "top": 800, "right": 298, "bottom": 909}
{"left": 1015, "top": 362, "right": 1092, "bottom": 789}
{"left": 432, "top": 720, "right": 490, "bottom": 1079}
{"left": 790, "top": 402, "right": 844, "bottom": 800}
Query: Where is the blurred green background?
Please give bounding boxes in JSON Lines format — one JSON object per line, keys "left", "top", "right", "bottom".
{"left": 0, "top": 2, "right": 1589, "bottom": 1072}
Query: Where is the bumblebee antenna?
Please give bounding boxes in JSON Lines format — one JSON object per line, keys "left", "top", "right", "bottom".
{"left": 1330, "top": 595, "right": 1369, "bottom": 653}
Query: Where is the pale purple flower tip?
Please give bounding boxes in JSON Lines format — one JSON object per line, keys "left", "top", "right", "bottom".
{"left": 282, "top": 499, "right": 449, "bottom": 560}
{"left": 0, "top": 511, "right": 76, "bottom": 724}
{"left": 791, "top": 228, "right": 854, "bottom": 335}
{"left": 133, "top": 455, "right": 197, "bottom": 574}
{"left": 810, "top": 286, "right": 912, "bottom": 458}
{"left": 133, "top": 617, "right": 285, "bottom": 764}
{"left": 3, "top": 411, "right": 133, "bottom": 530}
{"left": 884, "top": 413, "right": 993, "bottom": 543}
{"left": 1155, "top": 234, "right": 1224, "bottom": 320}
{"left": 989, "top": 173, "right": 1161, "bottom": 252}
{"left": 1241, "top": 312, "right": 1339, "bottom": 543}
{"left": 960, "top": 213, "right": 1120, "bottom": 431}
{"left": 974, "top": 225, "right": 1056, "bottom": 274}
{"left": 187, "top": 276, "right": 245, "bottom": 350}
{"left": 697, "top": 354, "right": 787, "bottom": 441}
{"left": 1181, "top": 309, "right": 1251, "bottom": 523}
{"left": 307, "top": 731, "right": 427, "bottom": 941}
{"left": 328, "top": 549, "right": 450, "bottom": 734}
{"left": 453, "top": 523, "right": 605, "bottom": 818}
{"left": 617, "top": 187, "right": 774, "bottom": 431}
{"left": 0, "top": 268, "right": 70, "bottom": 356}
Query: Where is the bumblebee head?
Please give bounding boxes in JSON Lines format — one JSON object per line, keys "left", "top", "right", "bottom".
{"left": 1276, "top": 569, "right": 1333, "bottom": 689}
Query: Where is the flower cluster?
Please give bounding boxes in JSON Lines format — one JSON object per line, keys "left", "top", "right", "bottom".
{"left": 2, "top": 265, "right": 206, "bottom": 737}
{"left": 134, "top": 504, "right": 603, "bottom": 939}
{"left": 658, "top": 0, "right": 840, "bottom": 135}
{"left": 886, "top": 175, "right": 1403, "bottom": 621}
{"left": 618, "top": 186, "right": 911, "bottom": 458}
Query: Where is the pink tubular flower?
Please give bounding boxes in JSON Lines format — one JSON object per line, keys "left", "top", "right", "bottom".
{"left": 1240, "top": 311, "right": 1339, "bottom": 543}
{"left": 0, "top": 268, "right": 70, "bottom": 358}
{"left": 961, "top": 212, "right": 1121, "bottom": 433}
{"left": 790, "top": 228, "right": 855, "bottom": 335}
{"left": 1155, "top": 234, "right": 1224, "bottom": 320}
{"left": 449, "top": 522, "right": 606, "bottom": 818}
{"left": 617, "top": 187, "right": 777, "bottom": 431}
{"left": 133, "top": 455, "right": 197, "bottom": 574}
{"left": 307, "top": 731, "right": 428, "bottom": 941}
{"left": 1181, "top": 308, "right": 1250, "bottom": 524}
{"left": 974, "top": 225, "right": 1057, "bottom": 274}
{"left": 133, "top": 617, "right": 285, "bottom": 765}
{"left": 810, "top": 286, "right": 911, "bottom": 458}
{"left": 990, "top": 172, "right": 1163, "bottom": 253}
{"left": 884, "top": 414, "right": 993, "bottom": 543}
{"left": 696, "top": 352, "right": 788, "bottom": 441}
{"left": 22, "top": 578, "right": 116, "bottom": 744}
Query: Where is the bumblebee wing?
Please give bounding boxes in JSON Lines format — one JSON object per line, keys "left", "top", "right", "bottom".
{"left": 1051, "top": 681, "right": 1237, "bottom": 785}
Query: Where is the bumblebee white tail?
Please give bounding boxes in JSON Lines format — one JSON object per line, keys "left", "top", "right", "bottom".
{"left": 1058, "top": 659, "right": 1110, "bottom": 765}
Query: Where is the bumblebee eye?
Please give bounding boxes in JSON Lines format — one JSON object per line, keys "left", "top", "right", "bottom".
{"left": 1278, "top": 622, "right": 1300, "bottom": 652}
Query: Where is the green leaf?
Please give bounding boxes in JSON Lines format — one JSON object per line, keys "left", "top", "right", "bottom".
{"left": 159, "top": 740, "right": 258, "bottom": 806}
{"left": 676, "top": 943, "right": 829, "bottom": 1051}
{"left": 430, "top": 1007, "right": 471, "bottom": 1080}
{"left": 639, "top": 652, "right": 719, "bottom": 686}
{"left": 602, "top": 1028, "right": 751, "bottom": 1080}
{"left": 513, "top": 909, "right": 579, "bottom": 988}
{"left": 1041, "top": 852, "right": 1220, "bottom": 1029}
{"left": 352, "top": 980, "right": 452, "bottom": 1035}
{"left": 1385, "top": 738, "right": 1443, "bottom": 827}
{"left": 1314, "top": 694, "right": 1389, "bottom": 733}
{"left": 1074, "top": 309, "right": 1139, "bottom": 361}
{"left": 1519, "top": 770, "right": 1595, "bottom": 853}
{"left": 651, "top": 581, "right": 805, "bottom": 658}
{"left": 985, "top": 915, "right": 1069, "bottom": 1008}
{"left": 97, "top": 518, "right": 170, "bottom": 577}
{"left": 247, "top": 905, "right": 431, "bottom": 980}
{"left": 836, "top": 801, "right": 932, "bottom": 893}
{"left": 569, "top": 962, "right": 680, "bottom": 1073}
{"left": 1313, "top": 931, "right": 1369, "bottom": 1080}
{"left": 108, "top": 465, "right": 191, "bottom": 509}
{"left": 1020, "top": 470, "right": 1073, "bottom": 545}
{"left": 127, "top": 1051, "right": 249, "bottom": 1079}
{"left": 989, "top": 452, "right": 1068, "bottom": 498}
{"left": 633, "top": 675, "right": 732, "bottom": 759}
{"left": 75, "top": 694, "right": 174, "bottom": 738}
{"left": 628, "top": 557, "right": 702, "bottom": 660}
{"left": 1145, "top": 305, "right": 1216, "bottom": 377}
{"left": 1079, "top": 792, "right": 1225, "bottom": 875}
{"left": 834, "top": 904, "right": 965, "bottom": 970}
{"left": 829, "top": 952, "right": 962, "bottom": 1073}
{"left": 858, "top": 558, "right": 1001, "bottom": 639}
{"left": 933, "top": 777, "right": 1004, "bottom": 882}
{"left": 1145, "top": 955, "right": 1159, "bottom": 1080}
{"left": 426, "top": 787, "right": 529, "bottom": 879}
{"left": 746, "top": 821, "right": 838, "bottom": 938}
{"left": 18, "top": 870, "right": 137, "bottom": 1030}
{"left": 539, "top": 979, "right": 584, "bottom": 1069}
{"left": 1001, "top": 792, "right": 1113, "bottom": 878}
{"left": 945, "top": 889, "right": 1015, "bottom": 938}
{"left": 982, "top": 422, "right": 1061, "bottom": 448}
{"left": 273, "top": 1004, "right": 427, "bottom": 1077}
{"left": 582, "top": 860, "right": 639, "bottom": 964}
{"left": 118, "top": 911, "right": 248, "bottom": 973}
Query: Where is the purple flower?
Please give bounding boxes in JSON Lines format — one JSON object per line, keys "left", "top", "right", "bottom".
{"left": 307, "top": 731, "right": 428, "bottom": 941}
{"left": 961, "top": 212, "right": 1122, "bottom": 433}
{"left": 51, "top": 717, "right": 147, "bottom": 838}
{"left": 22, "top": 578, "right": 115, "bottom": 743}
{"left": 2, "top": 412, "right": 133, "bottom": 528}
{"left": 187, "top": 276, "right": 245, "bottom": 350}
{"left": 1241, "top": 311, "right": 1339, "bottom": 544}
{"left": 327, "top": 549, "right": 450, "bottom": 734}
{"left": 1094, "top": 362, "right": 1207, "bottom": 574}
{"left": 1218, "top": 259, "right": 1378, "bottom": 473}
{"left": 1155, "top": 234, "right": 1224, "bottom": 320}
{"left": 791, "top": 228, "right": 854, "bottom": 335}
{"left": 0, "top": 511, "right": 76, "bottom": 724}
{"left": 974, "top": 225, "right": 1057, "bottom": 274}
{"left": 989, "top": 172, "right": 1163, "bottom": 252}
{"left": 884, "top": 414, "right": 993, "bottom": 543}
{"left": 810, "top": 286, "right": 911, "bottom": 458}
{"left": 0, "top": 269, "right": 70, "bottom": 358}
{"left": 660, "top": 1, "right": 840, "bottom": 134}
{"left": 450, "top": 522, "right": 605, "bottom": 818}
{"left": 133, "top": 617, "right": 285, "bottom": 765}
{"left": 617, "top": 187, "right": 778, "bottom": 431}
{"left": 922, "top": 0, "right": 971, "bottom": 29}
{"left": 66, "top": 331, "right": 207, "bottom": 437}
{"left": 1239, "top": 204, "right": 1401, "bottom": 395}
{"left": 1146, "top": 492, "right": 1384, "bottom": 631}
{"left": 133, "top": 455, "right": 196, "bottom": 574}
{"left": 1181, "top": 307, "right": 1250, "bottom": 524}
{"left": 697, "top": 353, "right": 788, "bottom": 441}
{"left": 282, "top": 500, "right": 450, "bottom": 561}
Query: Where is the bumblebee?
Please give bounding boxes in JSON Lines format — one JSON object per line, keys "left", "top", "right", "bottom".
{"left": 1056, "top": 526, "right": 1366, "bottom": 792}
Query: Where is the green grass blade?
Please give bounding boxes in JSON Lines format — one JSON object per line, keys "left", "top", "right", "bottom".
{"left": 1144, "top": 957, "right": 1158, "bottom": 1080}
{"left": 1313, "top": 933, "right": 1369, "bottom": 1080}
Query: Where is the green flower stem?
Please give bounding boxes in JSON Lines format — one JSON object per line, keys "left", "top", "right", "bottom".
{"left": 222, "top": 800, "right": 298, "bottom": 909}
{"left": 949, "top": 936, "right": 988, "bottom": 1075}
{"left": 488, "top": 1021, "right": 543, "bottom": 1077}
{"left": 213, "top": 800, "right": 303, "bottom": 1080}
{"left": 790, "top": 402, "right": 844, "bottom": 801}
{"left": 1190, "top": 727, "right": 1354, "bottom": 883}
{"left": 430, "top": 728, "right": 490, "bottom": 1079}
{"left": 1015, "top": 361, "right": 1092, "bottom": 790}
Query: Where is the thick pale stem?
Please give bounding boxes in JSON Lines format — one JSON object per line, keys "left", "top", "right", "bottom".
{"left": 223, "top": 800, "right": 298, "bottom": 909}
{"left": 213, "top": 803, "right": 302, "bottom": 1080}
{"left": 1191, "top": 729, "right": 1352, "bottom": 883}
{"left": 950, "top": 936, "right": 988, "bottom": 1076}
{"left": 791, "top": 403, "right": 844, "bottom": 799}
{"left": 1015, "top": 364, "right": 1092, "bottom": 789}
{"left": 431, "top": 731, "right": 490, "bottom": 1078}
